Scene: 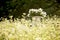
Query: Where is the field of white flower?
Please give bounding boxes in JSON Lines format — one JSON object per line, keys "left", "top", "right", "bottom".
{"left": 0, "top": 8, "right": 60, "bottom": 40}
{"left": 0, "top": 16, "right": 60, "bottom": 40}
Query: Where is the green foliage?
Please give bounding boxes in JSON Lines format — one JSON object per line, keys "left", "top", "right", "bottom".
{"left": 0, "top": 0, "right": 60, "bottom": 18}
{"left": 9, "top": 0, "right": 60, "bottom": 17}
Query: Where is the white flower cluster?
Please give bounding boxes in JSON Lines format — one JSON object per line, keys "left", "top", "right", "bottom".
{"left": 0, "top": 16, "right": 60, "bottom": 40}
{"left": 27, "top": 8, "right": 47, "bottom": 17}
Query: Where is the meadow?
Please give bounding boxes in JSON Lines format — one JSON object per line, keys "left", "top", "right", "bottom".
{"left": 0, "top": 16, "right": 60, "bottom": 40}
{"left": 0, "top": 8, "right": 60, "bottom": 40}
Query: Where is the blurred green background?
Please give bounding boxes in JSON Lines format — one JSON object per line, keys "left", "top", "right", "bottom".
{"left": 0, "top": 0, "right": 60, "bottom": 18}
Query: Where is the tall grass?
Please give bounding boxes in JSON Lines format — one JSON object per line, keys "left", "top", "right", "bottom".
{"left": 0, "top": 16, "right": 60, "bottom": 40}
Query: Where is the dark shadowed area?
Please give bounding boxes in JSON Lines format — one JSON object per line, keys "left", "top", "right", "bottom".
{"left": 0, "top": 0, "right": 60, "bottom": 21}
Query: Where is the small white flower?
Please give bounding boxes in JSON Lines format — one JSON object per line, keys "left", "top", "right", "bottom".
{"left": 27, "top": 14, "right": 30, "bottom": 17}
{"left": 9, "top": 15, "right": 13, "bottom": 19}
{"left": 35, "top": 37, "right": 42, "bottom": 40}
{"left": 27, "top": 8, "right": 47, "bottom": 18}
{"left": 41, "top": 12, "right": 47, "bottom": 17}
{"left": 29, "top": 9, "right": 38, "bottom": 14}
{"left": 23, "top": 13, "right": 26, "bottom": 15}
{"left": 38, "top": 8, "right": 43, "bottom": 12}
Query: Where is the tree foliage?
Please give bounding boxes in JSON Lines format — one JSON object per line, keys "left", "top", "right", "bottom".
{"left": 0, "top": 0, "right": 60, "bottom": 19}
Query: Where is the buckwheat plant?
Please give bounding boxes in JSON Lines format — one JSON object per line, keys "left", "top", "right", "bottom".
{"left": 27, "top": 8, "right": 47, "bottom": 18}
{"left": 0, "top": 8, "right": 60, "bottom": 40}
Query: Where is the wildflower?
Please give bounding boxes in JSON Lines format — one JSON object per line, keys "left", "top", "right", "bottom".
{"left": 23, "top": 13, "right": 26, "bottom": 15}
{"left": 38, "top": 8, "right": 43, "bottom": 12}
{"left": 27, "top": 8, "right": 47, "bottom": 20}
{"left": 41, "top": 12, "right": 47, "bottom": 17}
{"left": 35, "top": 37, "right": 42, "bottom": 40}
{"left": 9, "top": 16, "right": 13, "bottom": 19}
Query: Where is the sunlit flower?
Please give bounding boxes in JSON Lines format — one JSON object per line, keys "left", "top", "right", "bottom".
{"left": 35, "top": 37, "right": 42, "bottom": 40}
{"left": 0, "top": 8, "right": 60, "bottom": 40}
{"left": 27, "top": 8, "right": 47, "bottom": 20}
